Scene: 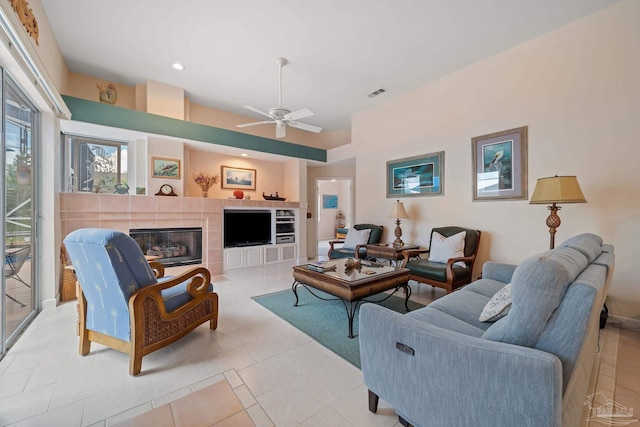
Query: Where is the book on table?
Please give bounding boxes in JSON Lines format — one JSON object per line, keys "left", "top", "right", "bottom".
{"left": 307, "top": 261, "right": 337, "bottom": 272}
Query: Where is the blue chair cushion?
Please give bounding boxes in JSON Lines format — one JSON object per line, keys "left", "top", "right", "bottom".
{"left": 156, "top": 278, "right": 214, "bottom": 312}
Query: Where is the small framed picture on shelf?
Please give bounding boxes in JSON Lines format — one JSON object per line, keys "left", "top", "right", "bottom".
{"left": 151, "top": 157, "right": 181, "bottom": 179}
{"left": 221, "top": 166, "right": 257, "bottom": 190}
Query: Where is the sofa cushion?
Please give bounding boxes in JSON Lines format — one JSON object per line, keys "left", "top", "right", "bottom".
{"left": 463, "top": 278, "right": 507, "bottom": 298}
{"left": 405, "top": 306, "right": 486, "bottom": 337}
{"left": 428, "top": 231, "right": 466, "bottom": 267}
{"left": 558, "top": 233, "right": 603, "bottom": 263}
{"left": 482, "top": 247, "right": 588, "bottom": 347}
{"left": 479, "top": 283, "right": 512, "bottom": 322}
{"left": 342, "top": 228, "right": 371, "bottom": 249}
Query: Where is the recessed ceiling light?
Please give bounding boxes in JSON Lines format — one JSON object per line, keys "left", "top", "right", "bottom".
{"left": 240, "top": 153, "right": 249, "bottom": 157}
{"left": 172, "top": 63, "right": 184, "bottom": 70}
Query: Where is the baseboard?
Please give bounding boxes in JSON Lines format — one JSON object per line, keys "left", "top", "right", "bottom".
{"left": 608, "top": 314, "right": 640, "bottom": 329}
{"left": 41, "top": 297, "right": 59, "bottom": 310}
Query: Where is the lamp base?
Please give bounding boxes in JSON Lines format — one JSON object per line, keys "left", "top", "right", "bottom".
{"left": 546, "top": 203, "right": 561, "bottom": 250}
{"left": 393, "top": 220, "right": 404, "bottom": 248}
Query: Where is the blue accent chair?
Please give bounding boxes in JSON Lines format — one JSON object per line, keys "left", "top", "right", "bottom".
{"left": 63, "top": 228, "right": 218, "bottom": 375}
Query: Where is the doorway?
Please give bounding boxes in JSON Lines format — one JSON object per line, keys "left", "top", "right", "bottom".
{"left": 2, "top": 73, "right": 39, "bottom": 355}
{"left": 316, "top": 178, "right": 353, "bottom": 259}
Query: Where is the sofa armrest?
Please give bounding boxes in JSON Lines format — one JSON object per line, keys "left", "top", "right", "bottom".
{"left": 482, "top": 261, "right": 517, "bottom": 283}
{"left": 359, "top": 304, "right": 562, "bottom": 427}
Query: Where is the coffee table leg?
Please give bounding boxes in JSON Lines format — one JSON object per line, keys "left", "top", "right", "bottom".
{"left": 292, "top": 280, "right": 300, "bottom": 306}
{"left": 342, "top": 300, "right": 362, "bottom": 338}
{"left": 403, "top": 283, "right": 412, "bottom": 311}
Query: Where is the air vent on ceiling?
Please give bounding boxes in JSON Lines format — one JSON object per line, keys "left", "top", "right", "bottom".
{"left": 367, "top": 88, "right": 387, "bottom": 98}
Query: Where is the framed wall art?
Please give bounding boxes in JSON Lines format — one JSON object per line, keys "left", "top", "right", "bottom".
{"left": 386, "top": 151, "right": 444, "bottom": 198}
{"left": 221, "top": 166, "right": 257, "bottom": 190}
{"left": 151, "top": 157, "right": 181, "bottom": 179}
{"left": 322, "top": 194, "right": 338, "bottom": 209}
{"left": 472, "top": 126, "right": 528, "bottom": 201}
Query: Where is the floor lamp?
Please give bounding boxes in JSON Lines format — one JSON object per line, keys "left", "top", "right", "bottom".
{"left": 389, "top": 200, "right": 410, "bottom": 248}
{"left": 530, "top": 175, "right": 587, "bottom": 249}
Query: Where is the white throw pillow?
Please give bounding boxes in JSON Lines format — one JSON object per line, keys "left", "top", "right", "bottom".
{"left": 479, "top": 283, "right": 512, "bottom": 322}
{"left": 342, "top": 228, "right": 371, "bottom": 250}
{"left": 428, "top": 231, "right": 467, "bottom": 267}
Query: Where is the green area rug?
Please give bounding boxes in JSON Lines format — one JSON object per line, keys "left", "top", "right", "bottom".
{"left": 252, "top": 287, "right": 424, "bottom": 368}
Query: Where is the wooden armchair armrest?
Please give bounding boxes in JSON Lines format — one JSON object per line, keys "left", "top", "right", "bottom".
{"left": 328, "top": 240, "right": 344, "bottom": 250}
{"left": 148, "top": 261, "right": 165, "bottom": 278}
{"left": 129, "top": 266, "right": 213, "bottom": 317}
{"left": 444, "top": 255, "right": 476, "bottom": 283}
{"left": 401, "top": 248, "right": 430, "bottom": 267}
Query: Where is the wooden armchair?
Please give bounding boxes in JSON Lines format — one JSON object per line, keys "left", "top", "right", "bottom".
{"left": 401, "top": 226, "right": 481, "bottom": 293}
{"left": 328, "top": 224, "right": 384, "bottom": 259}
{"left": 63, "top": 228, "right": 218, "bottom": 375}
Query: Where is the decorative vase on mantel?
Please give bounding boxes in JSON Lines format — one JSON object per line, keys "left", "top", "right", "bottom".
{"left": 200, "top": 184, "right": 211, "bottom": 198}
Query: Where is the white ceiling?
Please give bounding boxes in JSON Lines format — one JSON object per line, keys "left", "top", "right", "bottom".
{"left": 41, "top": 0, "right": 619, "bottom": 149}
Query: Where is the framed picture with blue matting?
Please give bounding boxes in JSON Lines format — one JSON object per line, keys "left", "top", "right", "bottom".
{"left": 323, "top": 194, "right": 338, "bottom": 209}
{"left": 386, "top": 151, "right": 444, "bottom": 198}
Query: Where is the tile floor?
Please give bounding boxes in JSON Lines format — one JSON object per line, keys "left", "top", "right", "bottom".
{"left": 1, "top": 260, "right": 638, "bottom": 427}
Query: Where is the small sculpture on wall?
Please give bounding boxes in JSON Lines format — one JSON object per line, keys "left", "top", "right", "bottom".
{"left": 96, "top": 83, "right": 118, "bottom": 105}
{"left": 10, "top": 0, "right": 39, "bottom": 45}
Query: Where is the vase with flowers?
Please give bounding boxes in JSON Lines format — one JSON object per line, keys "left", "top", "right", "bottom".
{"left": 193, "top": 172, "right": 220, "bottom": 198}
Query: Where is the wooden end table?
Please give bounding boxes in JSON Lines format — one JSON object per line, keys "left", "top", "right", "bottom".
{"left": 292, "top": 261, "right": 411, "bottom": 338}
{"left": 361, "top": 244, "right": 428, "bottom": 266}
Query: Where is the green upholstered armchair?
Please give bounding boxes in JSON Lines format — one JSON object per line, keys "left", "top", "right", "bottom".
{"left": 401, "top": 226, "right": 481, "bottom": 293}
{"left": 328, "top": 224, "right": 384, "bottom": 259}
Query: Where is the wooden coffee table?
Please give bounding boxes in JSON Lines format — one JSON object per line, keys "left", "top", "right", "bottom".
{"left": 292, "top": 261, "right": 411, "bottom": 338}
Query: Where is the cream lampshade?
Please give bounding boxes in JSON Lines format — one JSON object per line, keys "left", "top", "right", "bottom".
{"left": 388, "top": 200, "right": 410, "bottom": 248}
{"left": 530, "top": 175, "right": 587, "bottom": 249}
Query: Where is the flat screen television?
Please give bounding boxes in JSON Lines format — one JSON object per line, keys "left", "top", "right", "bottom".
{"left": 224, "top": 209, "right": 272, "bottom": 248}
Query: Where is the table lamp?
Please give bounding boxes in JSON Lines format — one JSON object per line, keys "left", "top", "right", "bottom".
{"left": 530, "top": 175, "right": 587, "bottom": 249}
{"left": 389, "top": 200, "right": 410, "bottom": 248}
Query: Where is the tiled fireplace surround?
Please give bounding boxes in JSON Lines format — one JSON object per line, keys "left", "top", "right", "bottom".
{"left": 59, "top": 193, "right": 299, "bottom": 279}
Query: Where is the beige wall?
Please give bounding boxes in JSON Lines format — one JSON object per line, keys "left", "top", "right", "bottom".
{"left": 351, "top": 0, "right": 640, "bottom": 324}
{"left": 185, "top": 149, "right": 286, "bottom": 200}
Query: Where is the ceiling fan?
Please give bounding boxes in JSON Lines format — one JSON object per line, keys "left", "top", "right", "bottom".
{"left": 237, "top": 57, "right": 322, "bottom": 139}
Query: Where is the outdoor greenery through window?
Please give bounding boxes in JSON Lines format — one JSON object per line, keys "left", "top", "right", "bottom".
{"left": 64, "top": 135, "right": 128, "bottom": 193}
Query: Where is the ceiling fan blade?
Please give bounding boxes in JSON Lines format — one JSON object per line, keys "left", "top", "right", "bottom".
{"left": 284, "top": 107, "right": 314, "bottom": 121}
{"left": 276, "top": 124, "right": 286, "bottom": 138}
{"left": 287, "top": 120, "right": 323, "bottom": 133}
{"left": 243, "top": 106, "right": 273, "bottom": 119}
{"left": 236, "top": 120, "right": 273, "bottom": 128}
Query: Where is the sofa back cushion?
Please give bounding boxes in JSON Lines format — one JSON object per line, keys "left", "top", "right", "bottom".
{"left": 534, "top": 264, "right": 606, "bottom": 392}
{"left": 482, "top": 247, "right": 588, "bottom": 347}
{"left": 558, "top": 233, "right": 603, "bottom": 263}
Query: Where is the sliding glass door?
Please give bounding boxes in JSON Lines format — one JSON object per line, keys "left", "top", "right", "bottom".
{"left": 2, "top": 72, "right": 38, "bottom": 352}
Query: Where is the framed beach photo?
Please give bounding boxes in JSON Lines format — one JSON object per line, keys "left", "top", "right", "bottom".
{"left": 221, "top": 166, "right": 257, "bottom": 190}
{"left": 386, "top": 151, "right": 444, "bottom": 198}
{"left": 151, "top": 157, "right": 181, "bottom": 179}
{"left": 472, "top": 126, "right": 528, "bottom": 201}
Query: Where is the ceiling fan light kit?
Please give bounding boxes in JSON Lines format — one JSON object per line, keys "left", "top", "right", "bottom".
{"left": 237, "top": 57, "right": 322, "bottom": 138}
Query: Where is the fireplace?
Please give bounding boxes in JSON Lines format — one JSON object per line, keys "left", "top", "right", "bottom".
{"left": 130, "top": 227, "right": 202, "bottom": 267}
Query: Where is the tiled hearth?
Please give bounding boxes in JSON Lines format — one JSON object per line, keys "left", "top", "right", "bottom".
{"left": 59, "top": 193, "right": 299, "bottom": 279}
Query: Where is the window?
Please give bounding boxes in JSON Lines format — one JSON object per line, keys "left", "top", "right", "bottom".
{"left": 64, "top": 135, "right": 127, "bottom": 193}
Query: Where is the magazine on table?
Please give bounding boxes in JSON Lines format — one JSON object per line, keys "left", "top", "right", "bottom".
{"left": 307, "top": 261, "right": 337, "bottom": 272}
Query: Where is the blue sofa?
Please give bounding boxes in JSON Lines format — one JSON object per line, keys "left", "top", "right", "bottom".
{"left": 360, "top": 233, "right": 614, "bottom": 427}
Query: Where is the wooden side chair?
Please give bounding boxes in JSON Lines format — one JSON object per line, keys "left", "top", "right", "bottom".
{"left": 401, "top": 226, "right": 481, "bottom": 293}
{"left": 63, "top": 228, "right": 219, "bottom": 375}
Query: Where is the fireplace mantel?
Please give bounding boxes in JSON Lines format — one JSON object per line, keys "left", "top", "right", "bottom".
{"left": 59, "top": 192, "right": 299, "bottom": 278}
